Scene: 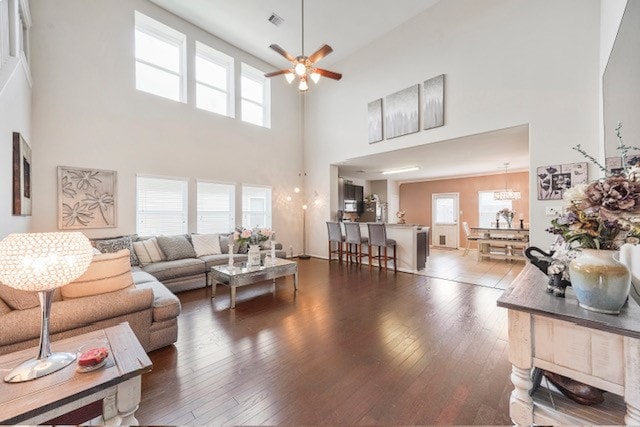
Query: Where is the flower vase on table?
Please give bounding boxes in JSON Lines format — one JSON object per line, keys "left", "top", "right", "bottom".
{"left": 569, "top": 249, "right": 630, "bottom": 314}
{"left": 247, "top": 244, "right": 261, "bottom": 267}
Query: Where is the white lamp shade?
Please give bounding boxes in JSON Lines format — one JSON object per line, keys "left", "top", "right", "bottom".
{"left": 0, "top": 232, "right": 93, "bottom": 292}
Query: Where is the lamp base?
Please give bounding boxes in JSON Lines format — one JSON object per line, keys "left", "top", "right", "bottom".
{"left": 298, "top": 254, "right": 311, "bottom": 260}
{"left": 4, "top": 352, "right": 76, "bottom": 383}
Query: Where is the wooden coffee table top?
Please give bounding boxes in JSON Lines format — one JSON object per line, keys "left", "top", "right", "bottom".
{"left": 0, "top": 322, "right": 152, "bottom": 424}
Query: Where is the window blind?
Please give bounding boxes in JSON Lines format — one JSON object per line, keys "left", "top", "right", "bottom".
{"left": 137, "top": 176, "right": 188, "bottom": 236}
{"left": 242, "top": 185, "right": 272, "bottom": 228}
{"left": 197, "top": 181, "right": 235, "bottom": 233}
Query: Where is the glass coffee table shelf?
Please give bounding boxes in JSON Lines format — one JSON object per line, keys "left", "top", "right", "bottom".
{"left": 210, "top": 258, "right": 298, "bottom": 308}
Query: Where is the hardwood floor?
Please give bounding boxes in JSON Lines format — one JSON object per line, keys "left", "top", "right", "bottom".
{"left": 421, "top": 247, "right": 524, "bottom": 289}
{"left": 137, "top": 258, "right": 514, "bottom": 425}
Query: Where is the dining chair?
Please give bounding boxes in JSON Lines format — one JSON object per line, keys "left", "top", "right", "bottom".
{"left": 367, "top": 223, "right": 397, "bottom": 271}
{"left": 462, "top": 222, "right": 480, "bottom": 256}
{"left": 326, "top": 222, "right": 345, "bottom": 263}
{"left": 344, "top": 222, "right": 368, "bottom": 265}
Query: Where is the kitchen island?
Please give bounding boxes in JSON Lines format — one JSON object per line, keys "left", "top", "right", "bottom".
{"left": 348, "top": 223, "right": 429, "bottom": 273}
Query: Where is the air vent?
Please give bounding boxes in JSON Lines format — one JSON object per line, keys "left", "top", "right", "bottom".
{"left": 268, "top": 13, "right": 284, "bottom": 26}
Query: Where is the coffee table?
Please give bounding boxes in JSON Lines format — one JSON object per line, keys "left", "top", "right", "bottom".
{"left": 210, "top": 258, "right": 298, "bottom": 308}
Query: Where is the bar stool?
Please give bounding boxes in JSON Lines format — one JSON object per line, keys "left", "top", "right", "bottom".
{"left": 326, "top": 221, "right": 345, "bottom": 262}
{"left": 367, "top": 223, "right": 397, "bottom": 272}
{"left": 344, "top": 222, "right": 368, "bottom": 265}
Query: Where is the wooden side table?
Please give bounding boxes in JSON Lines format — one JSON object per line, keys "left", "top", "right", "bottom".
{"left": 0, "top": 322, "right": 152, "bottom": 425}
{"left": 498, "top": 264, "right": 640, "bottom": 426}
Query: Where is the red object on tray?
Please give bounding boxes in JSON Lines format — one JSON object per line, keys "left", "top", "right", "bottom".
{"left": 78, "top": 347, "right": 109, "bottom": 367}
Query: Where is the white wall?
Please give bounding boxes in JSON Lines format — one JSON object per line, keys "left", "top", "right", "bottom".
{"left": 304, "top": 0, "right": 602, "bottom": 257}
{"left": 0, "top": 58, "right": 32, "bottom": 238}
{"left": 29, "top": 0, "right": 303, "bottom": 251}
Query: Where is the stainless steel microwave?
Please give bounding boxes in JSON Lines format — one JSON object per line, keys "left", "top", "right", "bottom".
{"left": 344, "top": 200, "right": 358, "bottom": 212}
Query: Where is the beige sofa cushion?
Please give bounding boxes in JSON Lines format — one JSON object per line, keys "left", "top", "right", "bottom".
{"left": 133, "top": 237, "right": 166, "bottom": 266}
{"left": 61, "top": 249, "right": 134, "bottom": 299}
{"left": 0, "top": 282, "right": 39, "bottom": 310}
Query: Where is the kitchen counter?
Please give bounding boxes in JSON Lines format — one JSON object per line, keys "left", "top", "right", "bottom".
{"left": 345, "top": 223, "right": 429, "bottom": 272}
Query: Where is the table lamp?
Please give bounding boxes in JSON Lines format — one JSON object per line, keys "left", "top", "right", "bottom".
{"left": 0, "top": 232, "right": 93, "bottom": 383}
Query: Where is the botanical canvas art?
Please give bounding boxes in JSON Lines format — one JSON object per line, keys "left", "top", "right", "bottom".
{"left": 423, "top": 74, "right": 444, "bottom": 130}
{"left": 537, "top": 162, "right": 588, "bottom": 200}
{"left": 58, "top": 166, "right": 117, "bottom": 229}
{"left": 368, "top": 98, "right": 383, "bottom": 143}
{"left": 385, "top": 84, "right": 419, "bottom": 139}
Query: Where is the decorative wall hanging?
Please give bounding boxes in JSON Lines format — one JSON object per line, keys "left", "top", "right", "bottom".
{"left": 537, "top": 162, "right": 588, "bottom": 200}
{"left": 367, "top": 98, "right": 383, "bottom": 143}
{"left": 12, "top": 132, "right": 32, "bottom": 216}
{"left": 57, "top": 166, "right": 117, "bottom": 229}
{"left": 384, "top": 84, "right": 419, "bottom": 139}
{"left": 423, "top": 74, "right": 444, "bottom": 130}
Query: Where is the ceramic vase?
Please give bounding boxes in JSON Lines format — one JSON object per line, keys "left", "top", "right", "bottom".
{"left": 568, "top": 249, "right": 631, "bottom": 314}
{"left": 247, "top": 244, "right": 261, "bottom": 267}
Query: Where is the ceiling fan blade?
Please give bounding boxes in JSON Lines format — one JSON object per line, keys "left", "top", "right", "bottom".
{"left": 308, "top": 44, "right": 333, "bottom": 64}
{"left": 314, "top": 68, "right": 342, "bottom": 81}
{"left": 269, "top": 44, "right": 296, "bottom": 62}
{"left": 264, "top": 69, "right": 291, "bottom": 78}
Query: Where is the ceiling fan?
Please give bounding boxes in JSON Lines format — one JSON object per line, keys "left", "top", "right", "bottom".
{"left": 264, "top": 0, "right": 342, "bottom": 91}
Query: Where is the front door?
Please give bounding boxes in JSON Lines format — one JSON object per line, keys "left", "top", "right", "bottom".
{"left": 432, "top": 193, "right": 459, "bottom": 249}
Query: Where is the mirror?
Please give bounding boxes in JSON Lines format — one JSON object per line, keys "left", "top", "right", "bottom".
{"left": 603, "top": 1, "right": 640, "bottom": 168}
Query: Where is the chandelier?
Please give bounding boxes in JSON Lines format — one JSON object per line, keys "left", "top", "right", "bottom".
{"left": 494, "top": 163, "right": 521, "bottom": 200}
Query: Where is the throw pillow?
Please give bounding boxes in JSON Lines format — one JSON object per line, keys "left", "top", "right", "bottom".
{"left": 0, "top": 282, "right": 39, "bottom": 310}
{"left": 61, "top": 249, "right": 134, "bottom": 299}
{"left": 191, "top": 233, "right": 221, "bottom": 257}
{"left": 133, "top": 237, "right": 166, "bottom": 266}
{"left": 92, "top": 235, "right": 140, "bottom": 266}
{"left": 219, "top": 234, "right": 240, "bottom": 254}
{"left": 156, "top": 235, "right": 197, "bottom": 261}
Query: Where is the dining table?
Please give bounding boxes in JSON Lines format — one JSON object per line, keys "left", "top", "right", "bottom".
{"left": 470, "top": 226, "right": 529, "bottom": 262}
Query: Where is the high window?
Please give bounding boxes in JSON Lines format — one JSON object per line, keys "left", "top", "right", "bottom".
{"left": 0, "top": 0, "right": 9, "bottom": 69}
{"left": 478, "top": 190, "right": 513, "bottom": 228}
{"left": 136, "top": 175, "right": 188, "bottom": 236}
{"left": 242, "top": 185, "right": 272, "bottom": 228}
{"left": 197, "top": 181, "right": 235, "bottom": 233}
{"left": 241, "top": 63, "right": 270, "bottom": 128}
{"left": 195, "top": 41, "right": 234, "bottom": 117}
{"left": 134, "top": 11, "right": 186, "bottom": 102}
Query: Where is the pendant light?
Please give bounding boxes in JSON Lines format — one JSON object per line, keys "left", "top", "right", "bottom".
{"left": 494, "top": 163, "right": 521, "bottom": 200}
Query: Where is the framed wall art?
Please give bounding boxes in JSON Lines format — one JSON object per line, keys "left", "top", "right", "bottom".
{"left": 12, "top": 132, "right": 32, "bottom": 216}
{"left": 385, "top": 84, "right": 419, "bottom": 139}
{"left": 423, "top": 74, "right": 444, "bottom": 130}
{"left": 537, "top": 162, "right": 588, "bottom": 200}
{"left": 368, "top": 98, "right": 383, "bottom": 143}
{"left": 57, "top": 166, "right": 117, "bottom": 229}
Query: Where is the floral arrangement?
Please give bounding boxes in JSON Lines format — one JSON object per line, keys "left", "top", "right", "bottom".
{"left": 233, "top": 227, "right": 273, "bottom": 246}
{"left": 546, "top": 123, "right": 640, "bottom": 250}
{"left": 497, "top": 208, "right": 515, "bottom": 224}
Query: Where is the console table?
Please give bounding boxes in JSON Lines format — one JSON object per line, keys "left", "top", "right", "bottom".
{"left": 471, "top": 227, "right": 529, "bottom": 262}
{"left": 0, "top": 323, "right": 152, "bottom": 425}
{"left": 497, "top": 263, "right": 640, "bottom": 425}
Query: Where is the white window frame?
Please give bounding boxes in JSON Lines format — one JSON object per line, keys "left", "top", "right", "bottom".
{"left": 136, "top": 174, "right": 189, "bottom": 236}
{"left": 241, "top": 185, "right": 272, "bottom": 228}
{"left": 195, "top": 41, "right": 234, "bottom": 117}
{"left": 241, "top": 62, "right": 271, "bottom": 128}
{"left": 196, "top": 180, "right": 236, "bottom": 233}
{"left": 134, "top": 11, "right": 187, "bottom": 103}
{"left": 0, "top": 0, "right": 31, "bottom": 89}
{"left": 478, "top": 190, "right": 513, "bottom": 228}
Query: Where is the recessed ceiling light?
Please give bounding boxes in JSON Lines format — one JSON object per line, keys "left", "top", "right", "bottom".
{"left": 382, "top": 167, "right": 419, "bottom": 175}
{"left": 268, "top": 13, "right": 284, "bottom": 26}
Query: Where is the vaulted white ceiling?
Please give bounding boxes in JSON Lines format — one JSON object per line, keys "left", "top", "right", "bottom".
{"left": 148, "top": 0, "right": 530, "bottom": 181}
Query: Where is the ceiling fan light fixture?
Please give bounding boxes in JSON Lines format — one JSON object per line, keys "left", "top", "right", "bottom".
{"left": 285, "top": 72, "right": 295, "bottom": 84}
{"left": 310, "top": 71, "right": 320, "bottom": 84}
{"left": 299, "top": 76, "right": 309, "bottom": 91}
{"left": 294, "top": 62, "right": 306, "bottom": 76}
